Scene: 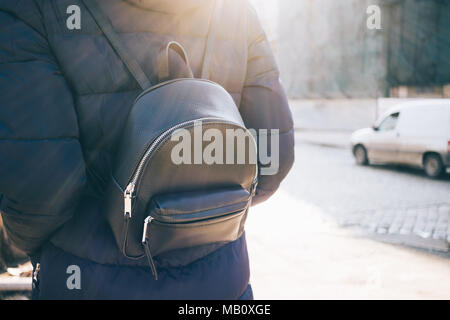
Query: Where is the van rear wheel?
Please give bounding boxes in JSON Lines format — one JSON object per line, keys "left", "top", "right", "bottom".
{"left": 424, "top": 154, "right": 444, "bottom": 178}
{"left": 354, "top": 145, "right": 368, "bottom": 166}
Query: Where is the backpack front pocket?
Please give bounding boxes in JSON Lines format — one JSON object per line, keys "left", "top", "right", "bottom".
{"left": 140, "top": 186, "right": 252, "bottom": 279}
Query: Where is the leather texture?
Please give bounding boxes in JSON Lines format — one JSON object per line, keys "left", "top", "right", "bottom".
{"left": 105, "top": 78, "right": 258, "bottom": 258}
{"left": 147, "top": 186, "right": 250, "bottom": 256}
{"left": 148, "top": 208, "right": 248, "bottom": 257}
{"left": 113, "top": 79, "right": 247, "bottom": 185}
{"left": 150, "top": 187, "right": 250, "bottom": 219}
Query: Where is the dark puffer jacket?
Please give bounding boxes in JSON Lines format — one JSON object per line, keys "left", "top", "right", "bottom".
{"left": 0, "top": 0, "right": 294, "bottom": 299}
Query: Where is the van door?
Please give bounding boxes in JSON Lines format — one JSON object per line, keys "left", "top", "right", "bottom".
{"left": 368, "top": 112, "right": 401, "bottom": 163}
{"left": 396, "top": 107, "right": 432, "bottom": 167}
{"left": 397, "top": 105, "right": 448, "bottom": 167}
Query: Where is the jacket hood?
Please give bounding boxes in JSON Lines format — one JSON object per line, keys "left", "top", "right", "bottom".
{"left": 124, "top": 0, "right": 208, "bottom": 13}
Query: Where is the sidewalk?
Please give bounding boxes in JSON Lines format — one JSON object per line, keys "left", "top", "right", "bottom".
{"left": 246, "top": 190, "right": 450, "bottom": 299}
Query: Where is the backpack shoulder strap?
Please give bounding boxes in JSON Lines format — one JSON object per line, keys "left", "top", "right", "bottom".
{"left": 201, "top": 0, "right": 223, "bottom": 79}
{"left": 82, "top": 0, "right": 153, "bottom": 90}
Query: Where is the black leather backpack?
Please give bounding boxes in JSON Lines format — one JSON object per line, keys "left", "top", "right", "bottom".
{"left": 84, "top": 0, "right": 258, "bottom": 280}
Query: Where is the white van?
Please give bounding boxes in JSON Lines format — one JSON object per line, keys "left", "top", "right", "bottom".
{"left": 351, "top": 100, "right": 450, "bottom": 178}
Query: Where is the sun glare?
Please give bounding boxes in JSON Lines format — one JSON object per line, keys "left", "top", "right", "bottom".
{"left": 249, "top": 0, "right": 280, "bottom": 41}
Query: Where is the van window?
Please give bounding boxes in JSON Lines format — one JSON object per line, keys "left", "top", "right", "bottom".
{"left": 378, "top": 112, "right": 399, "bottom": 131}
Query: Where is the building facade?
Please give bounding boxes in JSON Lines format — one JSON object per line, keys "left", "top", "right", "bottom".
{"left": 276, "top": 0, "right": 450, "bottom": 99}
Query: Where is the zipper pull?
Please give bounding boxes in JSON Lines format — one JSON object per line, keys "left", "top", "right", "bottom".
{"left": 124, "top": 184, "right": 135, "bottom": 218}
{"left": 142, "top": 216, "right": 154, "bottom": 244}
{"left": 142, "top": 216, "right": 158, "bottom": 280}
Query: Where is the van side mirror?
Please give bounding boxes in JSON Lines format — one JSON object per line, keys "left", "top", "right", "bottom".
{"left": 372, "top": 125, "right": 379, "bottom": 131}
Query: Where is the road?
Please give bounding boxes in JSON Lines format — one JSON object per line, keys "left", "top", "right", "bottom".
{"left": 285, "top": 138, "right": 450, "bottom": 217}
{"left": 246, "top": 135, "right": 450, "bottom": 299}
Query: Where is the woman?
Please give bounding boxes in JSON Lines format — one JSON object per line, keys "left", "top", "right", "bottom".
{"left": 0, "top": 0, "right": 294, "bottom": 299}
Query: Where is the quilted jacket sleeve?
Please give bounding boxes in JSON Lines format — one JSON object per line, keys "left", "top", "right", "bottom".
{"left": 240, "top": 2, "right": 295, "bottom": 206}
{"left": 0, "top": 7, "right": 87, "bottom": 254}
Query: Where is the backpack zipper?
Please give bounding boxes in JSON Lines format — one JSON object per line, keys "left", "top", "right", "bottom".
{"left": 123, "top": 117, "right": 248, "bottom": 218}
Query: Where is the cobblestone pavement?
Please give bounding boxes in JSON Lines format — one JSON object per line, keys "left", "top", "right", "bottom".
{"left": 340, "top": 204, "right": 450, "bottom": 253}
{"left": 286, "top": 135, "right": 450, "bottom": 253}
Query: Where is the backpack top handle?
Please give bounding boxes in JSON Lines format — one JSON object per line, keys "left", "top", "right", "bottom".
{"left": 157, "top": 41, "right": 194, "bottom": 82}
